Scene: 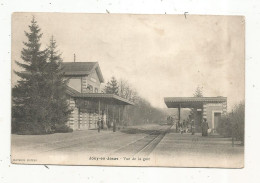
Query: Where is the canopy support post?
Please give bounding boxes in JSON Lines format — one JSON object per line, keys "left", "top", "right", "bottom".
{"left": 98, "top": 99, "right": 100, "bottom": 133}
{"left": 178, "top": 104, "right": 181, "bottom": 121}
{"left": 113, "top": 104, "right": 116, "bottom": 132}
{"left": 122, "top": 105, "right": 126, "bottom": 127}
{"left": 118, "top": 105, "right": 121, "bottom": 128}
{"left": 177, "top": 103, "right": 181, "bottom": 132}
{"left": 106, "top": 104, "right": 108, "bottom": 130}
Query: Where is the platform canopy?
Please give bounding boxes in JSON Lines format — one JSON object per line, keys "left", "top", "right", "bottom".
{"left": 66, "top": 86, "right": 134, "bottom": 105}
{"left": 164, "top": 97, "right": 227, "bottom": 108}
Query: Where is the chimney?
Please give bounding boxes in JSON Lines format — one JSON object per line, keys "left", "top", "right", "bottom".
{"left": 74, "top": 54, "right": 76, "bottom": 62}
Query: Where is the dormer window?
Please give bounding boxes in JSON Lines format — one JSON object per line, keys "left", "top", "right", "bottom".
{"left": 87, "top": 84, "right": 93, "bottom": 93}
{"left": 90, "top": 77, "right": 97, "bottom": 83}
{"left": 61, "top": 62, "right": 104, "bottom": 94}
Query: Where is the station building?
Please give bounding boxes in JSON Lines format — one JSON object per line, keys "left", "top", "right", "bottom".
{"left": 61, "top": 62, "right": 134, "bottom": 130}
{"left": 164, "top": 97, "right": 227, "bottom": 131}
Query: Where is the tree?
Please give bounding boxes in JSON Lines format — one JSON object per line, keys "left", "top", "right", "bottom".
{"left": 231, "top": 102, "right": 245, "bottom": 144}
{"left": 190, "top": 86, "right": 203, "bottom": 132}
{"left": 104, "top": 76, "right": 119, "bottom": 95}
{"left": 12, "top": 18, "right": 73, "bottom": 134}
{"left": 46, "top": 36, "right": 72, "bottom": 132}
{"left": 103, "top": 77, "right": 166, "bottom": 126}
{"left": 118, "top": 79, "right": 137, "bottom": 102}
{"left": 193, "top": 86, "right": 203, "bottom": 97}
{"left": 12, "top": 17, "right": 50, "bottom": 134}
{"left": 216, "top": 101, "right": 244, "bottom": 145}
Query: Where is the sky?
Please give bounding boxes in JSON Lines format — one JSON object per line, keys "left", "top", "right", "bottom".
{"left": 12, "top": 13, "right": 245, "bottom": 110}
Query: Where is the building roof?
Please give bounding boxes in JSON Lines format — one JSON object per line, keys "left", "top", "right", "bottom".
{"left": 66, "top": 86, "right": 134, "bottom": 105}
{"left": 164, "top": 97, "right": 227, "bottom": 108}
{"left": 61, "top": 62, "right": 104, "bottom": 83}
{"left": 66, "top": 85, "right": 81, "bottom": 96}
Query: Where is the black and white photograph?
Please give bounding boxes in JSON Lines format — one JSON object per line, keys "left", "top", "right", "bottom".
{"left": 11, "top": 13, "right": 245, "bottom": 168}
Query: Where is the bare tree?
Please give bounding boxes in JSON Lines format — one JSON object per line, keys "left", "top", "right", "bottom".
{"left": 118, "top": 79, "right": 137, "bottom": 102}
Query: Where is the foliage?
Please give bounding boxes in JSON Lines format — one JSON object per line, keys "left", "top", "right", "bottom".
{"left": 232, "top": 102, "right": 245, "bottom": 143}
{"left": 54, "top": 124, "right": 73, "bottom": 133}
{"left": 104, "top": 77, "right": 167, "bottom": 126}
{"left": 118, "top": 79, "right": 137, "bottom": 102}
{"left": 12, "top": 18, "right": 71, "bottom": 134}
{"left": 123, "top": 97, "right": 166, "bottom": 126}
{"left": 216, "top": 116, "right": 232, "bottom": 137}
{"left": 46, "top": 36, "right": 72, "bottom": 130}
{"left": 116, "top": 78, "right": 166, "bottom": 126}
{"left": 189, "top": 86, "right": 203, "bottom": 130}
{"left": 217, "top": 102, "right": 245, "bottom": 144}
{"left": 104, "top": 76, "right": 119, "bottom": 95}
{"left": 193, "top": 86, "right": 203, "bottom": 97}
{"left": 12, "top": 17, "right": 50, "bottom": 134}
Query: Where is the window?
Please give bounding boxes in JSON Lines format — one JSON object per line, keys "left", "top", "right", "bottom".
{"left": 87, "top": 84, "right": 93, "bottom": 93}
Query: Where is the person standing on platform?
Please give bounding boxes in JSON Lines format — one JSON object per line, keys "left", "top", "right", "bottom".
{"left": 201, "top": 118, "right": 209, "bottom": 136}
{"left": 100, "top": 112, "right": 104, "bottom": 129}
{"left": 103, "top": 112, "right": 107, "bottom": 130}
{"left": 191, "top": 119, "right": 195, "bottom": 135}
{"left": 97, "top": 117, "right": 101, "bottom": 133}
{"left": 176, "top": 120, "right": 179, "bottom": 133}
{"left": 113, "top": 119, "right": 116, "bottom": 132}
{"left": 179, "top": 121, "right": 183, "bottom": 134}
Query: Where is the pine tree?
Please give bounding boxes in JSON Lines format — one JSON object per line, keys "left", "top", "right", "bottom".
{"left": 190, "top": 85, "right": 204, "bottom": 132}
{"left": 12, "top": 17, "right": 51, "bottom": 134}
{"left": 193, "top": 86, "right": 203, "bottom": 97}
{"left": 105, "top": 76, "right": 119, "bottom": 95}
{"left": 46, "top": 36, "right": 72, "bottom": 132}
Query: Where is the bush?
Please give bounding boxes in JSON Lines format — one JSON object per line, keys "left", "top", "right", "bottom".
{"left": 231, "top": 103, "right": 245, "bottom": 143}
{"left": 14, "top": 121, "right": 48, "bottom": 135}
{"left": 12, "top": 117, "right": 73, "bottom": 134}
{"left": 54, "top": 124, "right": 73, "bottom": 133}
{"left": 217, "top": 102, "right": 244, "bottom": 144}
{"left": 217, "top": 116, "right": 232, "bottom": 137}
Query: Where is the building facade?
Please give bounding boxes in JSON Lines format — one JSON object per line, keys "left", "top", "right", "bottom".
{"left": 62, "top": 62, "right": 133, "bottom": 131}
{"left": 164, "top": 97, "right": 227, "bottom": 132}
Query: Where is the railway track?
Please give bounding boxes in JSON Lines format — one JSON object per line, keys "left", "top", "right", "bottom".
{"left": 112, "top": 125, "right": 172, "bottom": 157}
